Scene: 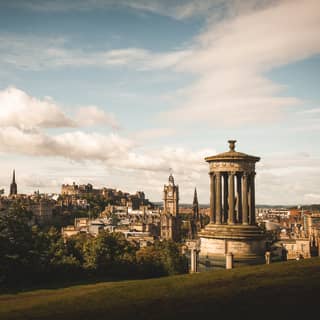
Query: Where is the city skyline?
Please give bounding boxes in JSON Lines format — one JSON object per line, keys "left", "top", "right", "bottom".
{"left": 0, "top": 0, "right": 320, "bottom": 205}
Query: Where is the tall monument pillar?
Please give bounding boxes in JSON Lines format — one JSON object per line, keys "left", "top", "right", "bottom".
{"left": 199, "top": 140, "right": 266, "bottom": 267}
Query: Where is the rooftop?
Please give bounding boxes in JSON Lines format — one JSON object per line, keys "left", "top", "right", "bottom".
{"left": 205, "top": 140, "right": 260, "bottom": 163}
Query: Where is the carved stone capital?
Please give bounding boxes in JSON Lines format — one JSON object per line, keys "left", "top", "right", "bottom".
{"left": 242, "top": 172, "right": 248, "bottom": 179}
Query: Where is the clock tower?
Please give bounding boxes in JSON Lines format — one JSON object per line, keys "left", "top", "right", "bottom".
{"left": 163, "top": 173, "right": 179, "bottom": 216}
{"left": 161, "top": 173, "right": 180, "bottom": 241}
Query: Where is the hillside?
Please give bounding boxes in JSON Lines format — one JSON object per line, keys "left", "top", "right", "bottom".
{"left": 1, "top": 258, "right": 319, "bottom": 320}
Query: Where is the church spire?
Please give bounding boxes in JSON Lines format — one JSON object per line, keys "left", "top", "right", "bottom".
{"left": 10, "top": 169, "right": 17, "bottom": 196}
{"left": 193, "top": 187, "right": 199, "bottom": 220}
{"left": 193, "top": 188, "right": 198, "bottom": 206}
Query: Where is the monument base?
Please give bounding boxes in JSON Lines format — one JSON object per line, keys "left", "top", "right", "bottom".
{"left": 198, "top": 224, "right": 267, "bottom": 269}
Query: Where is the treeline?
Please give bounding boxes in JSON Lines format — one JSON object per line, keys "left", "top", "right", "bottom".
{"left": 0, "top": 204, "right": 188, "bottom": 289}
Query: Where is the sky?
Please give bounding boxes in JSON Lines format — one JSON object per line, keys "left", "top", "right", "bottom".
{"left": 0, "top": 0, "right": 320, "bottom": 205}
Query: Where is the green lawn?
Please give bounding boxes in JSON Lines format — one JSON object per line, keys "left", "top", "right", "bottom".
{"left": 1, "top": 258, "right": 319, "bottom": 320}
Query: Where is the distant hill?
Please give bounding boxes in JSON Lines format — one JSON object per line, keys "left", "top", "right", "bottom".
{"left": 1, "top": 258, "right": 319, "bottom": 319}
{"left": 256, "top": 204, "right": 320, "bottom": 210}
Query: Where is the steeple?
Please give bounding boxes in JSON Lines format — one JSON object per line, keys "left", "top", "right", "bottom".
{"left": 193, "top": 188, "right": 198, "bottom": 206}
{"left": 193, "top": 188, "right": 199, "bottom": 220}
{"left": 10, "top": 169, "right": 17, "bottom": 196}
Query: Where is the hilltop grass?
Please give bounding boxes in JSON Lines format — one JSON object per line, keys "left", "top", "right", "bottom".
{"left": 1, "top": 258, "right": 319, "bottom": 320}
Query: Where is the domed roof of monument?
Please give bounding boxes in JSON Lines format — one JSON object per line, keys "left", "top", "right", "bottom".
{"left": 205, "top": 140, "right": 260, "bottom": 162}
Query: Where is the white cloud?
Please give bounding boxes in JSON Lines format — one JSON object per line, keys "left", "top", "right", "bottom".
{"left": 2, "top": 123, "right": 320, "bottom": 204}
{"left": 0, "top": 34, "right": 68, "bottom": 71}
{"left": 0, "top": 127, "right": 133, "bottom": 160}
{"left": 298, "top": 108, "right": 320, "bottom": 115}
{"left": 133, "top": 128, "right": 176, "bottom": 140}
{"left": 4, "top": 1, "right": 318, "bottom": 129}
{"left": 75, "top": 106, "right": 119, "bottom": 129}
{"left": 303, "top": 194, "right": 320, "bottom": 203}
{"left": 160, "top": 0, "right": 320, "bottom": 127}
{"left": 0, "top": 117, "right": 211, "bottom": 174}
{"left": 258, "top": 152, "right": 320, "bottom": 172}
{"left": 255, "top": 151, "right": 320, "bottom": 205}
{"left": 0, "top": 87, "right": 119, "bottom": 130}
{"left": 183, "top": 1, "right": 320, "bottom": 72}
{"left": 0, "top": 87, "right": 74, "bottom": 130}
{"left": 0, "top": 33, "right": 136, "bottom": 70}
{"left": 0, "top": 33, "right": 190, "bottom": 71}
{"left": 108, "top": 147, "right": 210, "bottom": 174}
{"left": 0, "top": 120, "right": 214, "bottom": 201}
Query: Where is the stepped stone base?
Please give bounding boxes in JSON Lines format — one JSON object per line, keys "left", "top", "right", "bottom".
{"left": 199, "top": 224, "right": 267, "bottom": 266}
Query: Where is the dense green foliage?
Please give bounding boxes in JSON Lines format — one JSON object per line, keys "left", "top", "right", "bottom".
{"left": 0, "top": 205, "right": 187, "bottom": 288}
{"left": 0, "top": 258, "right": 319, "bottom": 319}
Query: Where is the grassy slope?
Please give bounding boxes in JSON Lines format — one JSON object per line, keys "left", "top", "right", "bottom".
{"left": 0, "top": 258, "right": 319, "bottom": 320}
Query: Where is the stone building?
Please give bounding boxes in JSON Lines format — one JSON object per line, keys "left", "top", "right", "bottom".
{"left": 199, "top": 140, "right": 266, "bottom": 267}
{"left": 0, "top": 191, "right": 55, "bottom": 225}
{"left": 303, "top": 212, "right": 320, "bottom": 256}
{"left": 61, "top": 182, "right": 95, "bottom": 196}
{"left": 277, "top": 238, "right": 311, "bottom": 260}
{"left": 61, "top": 183, "right": 153, "bottom": 210}
{"left": 160, "top": 173, "right": 181, "bottom": 241}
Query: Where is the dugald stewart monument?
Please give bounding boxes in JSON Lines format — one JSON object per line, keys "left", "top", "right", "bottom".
{"left": 199, "top": 140, "right": 266, "bottom": 266}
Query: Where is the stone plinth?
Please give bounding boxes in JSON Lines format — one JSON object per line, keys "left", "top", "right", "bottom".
{"left": 199, "top": 224, "right": 266, "bottom": 263}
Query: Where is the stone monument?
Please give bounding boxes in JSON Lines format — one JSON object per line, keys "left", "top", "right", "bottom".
{"left": 199, "top": 140, "right": 266, "bottom": 267}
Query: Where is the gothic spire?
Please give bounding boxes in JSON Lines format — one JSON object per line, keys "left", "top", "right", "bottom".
{"left": 193, "top": 187, "right": 199, "bottom": 221}
{"left": 193, "top": 188, "right": 198, "bottom": 206}
{"left": 10, "top": 169, "right": 17, "bottom": 196}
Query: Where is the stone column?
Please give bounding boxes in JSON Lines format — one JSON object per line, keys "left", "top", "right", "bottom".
{"left": 242, "top": 173, "right": 248, "bottom": 225}
{"left": 248, "top": 175, "right": 252, "bottom": 225}
{"left": 209, "top": 173, "right": 215, "bottom": 223}
{"left": 236, "top": 174, "right": 242, "bottom": 223}
{"left": 228, "top": 172, "right": 235, "bottom": 224}
{"left": 251, "top": 172, "right": 256, "bottom": 225}
{"left": 223, "top": 173, "right": 228, "bottom": 224}
{"left": 216, "top": 172, "right": 222, "bottom": 224}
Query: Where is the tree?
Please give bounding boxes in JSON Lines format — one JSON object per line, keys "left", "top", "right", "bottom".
{"left": 79, "top": 231, "right": 137, "bottom": 276}
{"left": 0, "top": 204, "right": 34, "bottom": 284}
{"left": 136, "top": 240, "right": 188, "bottom": 277}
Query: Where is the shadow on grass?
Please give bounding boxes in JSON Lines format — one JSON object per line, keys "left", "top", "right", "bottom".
{"left": 0, "top": 273, "right": 165, "bottom": 295}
